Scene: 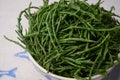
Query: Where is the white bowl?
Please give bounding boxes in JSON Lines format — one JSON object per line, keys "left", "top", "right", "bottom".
{"left": 27, "top": 1, "right": 120, "bottom": 80}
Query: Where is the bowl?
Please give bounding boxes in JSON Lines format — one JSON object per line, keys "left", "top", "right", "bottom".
{"left": 26, "top": 1, "right": 120, "bottom": 79}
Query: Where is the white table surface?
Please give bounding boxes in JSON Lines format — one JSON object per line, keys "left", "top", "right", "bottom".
{"left": 0, "top": 0, "right": 120, "bottom": 80}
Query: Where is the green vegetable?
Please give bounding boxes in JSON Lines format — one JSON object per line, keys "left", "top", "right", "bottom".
{"left": 4, "top": 0, "right": 120, "bottom": 80}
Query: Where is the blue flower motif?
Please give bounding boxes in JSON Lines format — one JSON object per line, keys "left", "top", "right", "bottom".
{"left": 0, "top": 67, "right": 17, "bottom": 78}
{"left": 15, "top": 51, "right": 30, "bottom": 61}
